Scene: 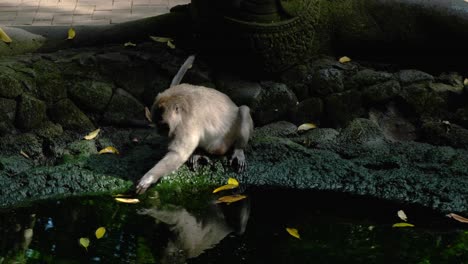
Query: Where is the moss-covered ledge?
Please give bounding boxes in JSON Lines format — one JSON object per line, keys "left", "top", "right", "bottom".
{"left": 1, "top": 120, "right": 467, "bottom": 214}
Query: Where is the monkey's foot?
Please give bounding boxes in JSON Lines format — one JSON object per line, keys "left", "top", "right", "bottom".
{"left": 230, "top": 149, "right": 247, "bottom": 173}
{"left": 187, "top": 154, "right": 211, "bottom": 171}
{"left": 136, "top": 173, "right": 158, "bottom": 194}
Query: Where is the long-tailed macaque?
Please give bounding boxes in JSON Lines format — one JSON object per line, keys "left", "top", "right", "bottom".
{"left": 136, "top": 56, "right": 254, "bottom": 194}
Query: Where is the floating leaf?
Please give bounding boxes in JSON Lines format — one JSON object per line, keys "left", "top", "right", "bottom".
{"left": 167, "top": 40, "right": 176, "bottom": 49}
{"left": 0, "top": 27, "right": 12, "bottom": 43}
{"left": 67, "top": 28, "right": 76, "bottom": 40}
{"left": 215, "top": 194, "right": 247, "bottom": 204}
{"left": 99, "top": 146, "right": 120, "bottom": 155}
{"left": 339, "top": 56, "right": 351, "bottom": 63}
{"left": 392, "top": 222, "right": 414, "bottom": 228}
{"left": 446, "top": 213, "right": 468, "bottom": 223}
{"left": 213, "top": 184, "right": 238, "bottom": 193}
{"left": 397, "top": 210, "right": 408, "bottom": 222}
{"left": 149, "top": 36, "right": 173, "bottom": 43}
{"left": 79, "top": 237, "right": 90, "bottom": 251}
{"left": 115, "top": 198, "right": 140, "bottom": 204}
{"left": 95, "top": 227, "right": 106, "bottom": 239}
{"left": 297, "top": 123, "right": 317, "bottom": 132}
{"left": 286, "top": 227, "right": 301, "bottom": 239}
{"left": 227, "top": 177, "right": 239, "bottom": 186}
{"left": 124, "top": 42, "right": 136, "bottom": 47}
{"left": 84, "top": 128, "right": 101, "bottom": 140}
{"left": 145, "top": 107, "right": 152, "bottom": 122}
{"left": 20, "top": 150, "right": 30, "bottom": 159}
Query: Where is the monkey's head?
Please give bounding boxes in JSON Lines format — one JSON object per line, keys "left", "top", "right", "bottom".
{"left": 151, "top": 95, "right": 185, "bottom": 137}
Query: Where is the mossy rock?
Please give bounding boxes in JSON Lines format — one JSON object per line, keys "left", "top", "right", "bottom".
{"left": 0, "top": 98, "right": 16, "bottom": 121}
{"left": 324, "top": 89, "right": 364, "bottom": 127}
{"left": 0, "top": 68, "right": 24, "bottom": 98}
{"left": 68, "top": 80, "right": 113, "bottom": 113}
{"left": 33, "top": 121, "right": 64, "bottom": 139}
{"left": 15, "top": 93, "right": 47, "bottom": 130}
{"left": 48, "top": 99, "right": 95, "bottom": 131}
{"left": 32, "top": 60, "right": 67, "bottom": 103}
{"left": 103, "top": 88, "right": 145, "bottom": 125}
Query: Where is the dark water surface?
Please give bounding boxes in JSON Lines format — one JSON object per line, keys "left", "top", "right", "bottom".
{"left": 0, "top": 188, "right": 467, "bottom": 264}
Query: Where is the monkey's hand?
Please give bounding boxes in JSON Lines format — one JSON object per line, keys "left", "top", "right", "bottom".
{"left": 230, "top": 149, "right": 247, "bottom": 173}
{"left": 136, "top": 173, "right": 158, "bottom": 194}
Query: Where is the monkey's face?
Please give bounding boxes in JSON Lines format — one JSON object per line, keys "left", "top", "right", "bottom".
{"left": 151, "top": 102, "right": 181, "bottom": 137}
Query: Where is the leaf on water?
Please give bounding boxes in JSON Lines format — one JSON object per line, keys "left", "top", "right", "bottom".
{"left": 84, "top": 128, "right": 101, "bottom": 140}
{"left": 149, "top": 36, "right": 173, "bottom": 43}
{"left": 397, "top": 210, "right": 408, "bottom": 222}
{"left": 227, "top": 177, "right": 239, "bottom": 186}
{"left": 145, "top": 107, "right": 152, "bottom": 122}
{"left": 167, "top": 40, "right": 176, "bottom": 49}
{"left": 0, "top": 27, "right": 12, "bottom": 43}
{"left": 212, "top": 184, "right": 238, "bottom": 193}
{"left": 297, "top": 123, "right": 317, "bottom": 132}
{"left": 20, "top": 150, "right": 30, "bottom": 159}
{"left": 339, "top": 56, "right": 351, "bottom": 63}
{"left": 79, "top": 237, "right": 90, "bottom": 251}
{"left": 115, "top": 198, "right": 140, "bottom": 204}
{"left": 392, "top": 222, "right": 414, "bottom": 228}
{"left": 446, "top": 213, "right": 468, "bottom": 223}
{"left": 98, "top": 146, "right": 120, "bottom": 155}
{"left": 124, "top": 42, "right": 136, "bottom": 47}
{"left": 215, "top": 194, "right": 247, "bottom": 204}
{"left": 67, "top": 28, "right": 76, "bottom": 40}
{"left": 286, "top": 227, "right": 301, "bottom": 239}
{"left": 95, "top": 227, "right": 106, "bottom": 239}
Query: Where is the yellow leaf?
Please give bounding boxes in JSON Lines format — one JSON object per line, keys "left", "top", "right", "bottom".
{"left": 339, "top": 56, "right": 351, "bottom": 63}
{"left": 167, "top": 40, "right": 176, "bottom": 49}
{"left": 392, "top": 222, "right": 414, "bottom": 228}
{"left": 397, "top": 210, "right": 408, "bottom": 222}
{"left": 145, "top": 107, "right": 152, "bottom": 122}
{"left": 227, "top": 177, "right": 239, "bottom": 186}
{"left": 124, "top": 42, "right": 136, "bottom": 47}
{"left": 149, "top": 36, "right": 173, "bottom": 43}
{"left": 115, "top": 197, "right": 140, "bottom": 204}
{"left": 99, "top": 146, "right": 120, "bottom": 155}
{"left": 67, "top": 28, "right": 76, "bottom": 40}
{"left": 84, "top": 128, "right": 101, "bottom": 140}
{"left": 79, "top": 237, "right": 90, "bottom": 250}
{"left": 212, "top": 184, "right": 238, "bottom": 193}
{"left": 95, "top": 227, "right": 106, "bottom": 239}
{"left": 446, "top": 213, "right": 468, "bottom": 223}
{"left": 0, "top": 27, "right": 12, "bottom": 43}
{"left": 215, "top": 194, "right": 247, "bottom": 204}
{"left": 297, "top": 123, "right": 317, "bottom": 132}
{"left": 20, "top": 150, "right": 30, "bottom": 159}
{"left": 464, "top": 78, "right": 468, "bottom": 86}
{"left": 286, "top": 227, "right": 301, "bottom": 239}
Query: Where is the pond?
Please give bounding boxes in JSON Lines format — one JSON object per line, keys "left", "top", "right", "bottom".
{"left": 0, "top": 188, "right": 466, "bottom": 264}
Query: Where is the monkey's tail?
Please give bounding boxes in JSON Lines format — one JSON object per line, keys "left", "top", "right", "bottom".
{"left": 170, "top": 54, "right": 196, "bottom": 87}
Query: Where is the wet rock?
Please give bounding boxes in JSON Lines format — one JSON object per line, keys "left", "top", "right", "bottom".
{"left": 436, "top": 72, "right": 464, "bottom": 88}
{"left": 455, "top": 107, "right": 468, "bottom": 128}
{"left": 324, "top": 89, "right": 364, "bottom": 127}
{"left": 250, "top": 82, "right": 298, "bottom": 126}
{"left": 253, "top": 121, "right": 298, "bottom": 138}
{"left": 397, "top": 69, "right": 434, "bottom": 85}
{"left": 279, "top": 64, "right": 310, "bottom": 100}
{"left": 291, "top": 97, "right": 323, "bottom": 125}
{"left": 0, "top": 68, "right": 23, "bottom": 98}
{"left": 16, "top": 93, "right": 47, "bottom": 130}
{"left": 362, "top": 80, "right": 401, "bottom": 105}
{"left": 309, "top": 68, "right": 344, "bottom": 96}
{"left": 215, "top": 73, "right": 262, "bottom": 106}
{"left": 32, "top": 60, "right": 67, "bottom": 103}
{"left": 0, "top": 98, "right": 16, "bottom": 121}
{"left": 421, "top": 120, "right": 468, "bottom": 149}
{"left": 291, "top": 128, "right": 339, "bottom": 148}
{"left": 399, "top": 83, "right": 446, "bottom": 117}
{"left": 103, "top": 88, "right": 145, "bottom": 125}
{"left": 349, "top": 69, "right": 394, "bottom": 88}
{"left": 33, "top": 121, "right": 63, "bottom": 139}
{"left": 141, "top": 75, "right": 171, "bottom": 106}
{"left": 68, "top": 80, "right": 113, "bottom": 113}
{"left": 48, "top": 99, "right": 95, "bottom": 131}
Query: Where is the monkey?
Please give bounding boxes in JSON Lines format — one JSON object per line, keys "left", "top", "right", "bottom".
{"left": 135, "top": 56, "right": 254, "bottom": 194}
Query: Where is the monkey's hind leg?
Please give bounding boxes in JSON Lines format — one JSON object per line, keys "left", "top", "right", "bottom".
{"left": 230, "top": 105, "right": 254, "bottom": 173}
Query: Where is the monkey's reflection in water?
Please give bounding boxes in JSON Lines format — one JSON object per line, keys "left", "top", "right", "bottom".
{"left": 138, "top": 198, "right": 250, "bottom": 263}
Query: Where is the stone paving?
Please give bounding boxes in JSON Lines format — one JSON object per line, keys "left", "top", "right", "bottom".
{"left": 0, "top": 0, "right": 189, "bottom": 26}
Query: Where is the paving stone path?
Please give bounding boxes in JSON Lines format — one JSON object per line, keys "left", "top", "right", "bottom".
{"left": 0, "top": 0, "right": 189, "bottom": 26}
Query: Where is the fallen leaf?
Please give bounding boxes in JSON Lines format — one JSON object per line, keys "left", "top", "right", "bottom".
{"left": 95, "top": 227, "right": 106, "bottom": 239}
{"left": 115, "top": 198, "right": 140, "bottom": 204}
{"left": 212, "top": 184, "right": 238, "bottom": 193}
{"left": 67, "top": 28, "right": 76, "bottom": 40}
{"left": 145, "top": 107, "right": 152, "bottom": 122}
{"left": 124, "top": 42, "right": 136, "bottom": 47}
{"left": 464, "top": 78, "right": 468, "bottom": 86}
{"left": 0, "top": 27, "right": 12, "bottom": 43}
{"left": 132, "top": 138, "right": 139, "bottom": 142}
{"left": 20, "top": 150, "right": 30, "bottom": 159}
{"left": 99, "top": 146, "right": 120, "bottom": 155}
{"left": 297, "top": 123, "right": 317, "bottom": 132}
{"left": 286, "top": 227, "right": 301, "bottom": 239}
{"left": 84, "top": 128, "right": 101, "bottom": 140}
{"left": 339, "top": 56, "right": 351, "bottom": 63}
{"left": 79, "top": 237, "right": 90, "bottom": 251}
{"left": 215, "top": 194, "right": 247, "bottom": 204}
{"left": 113, "top": 193, "right": 132, "bottom": 197}
{"left": 149, "top": 36, "right": 173, "bottom": 43}
{"left": 446, "top": 213, "right": 468, "bottom": 223}
{"left": 392, "top": 222, "right": 414, "bottom": 228}
{"left": 397, "top": 210, "right": 408, "bottom": 222}
{"left": 167, "top": 40, "right": 176, "bottom": 49}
